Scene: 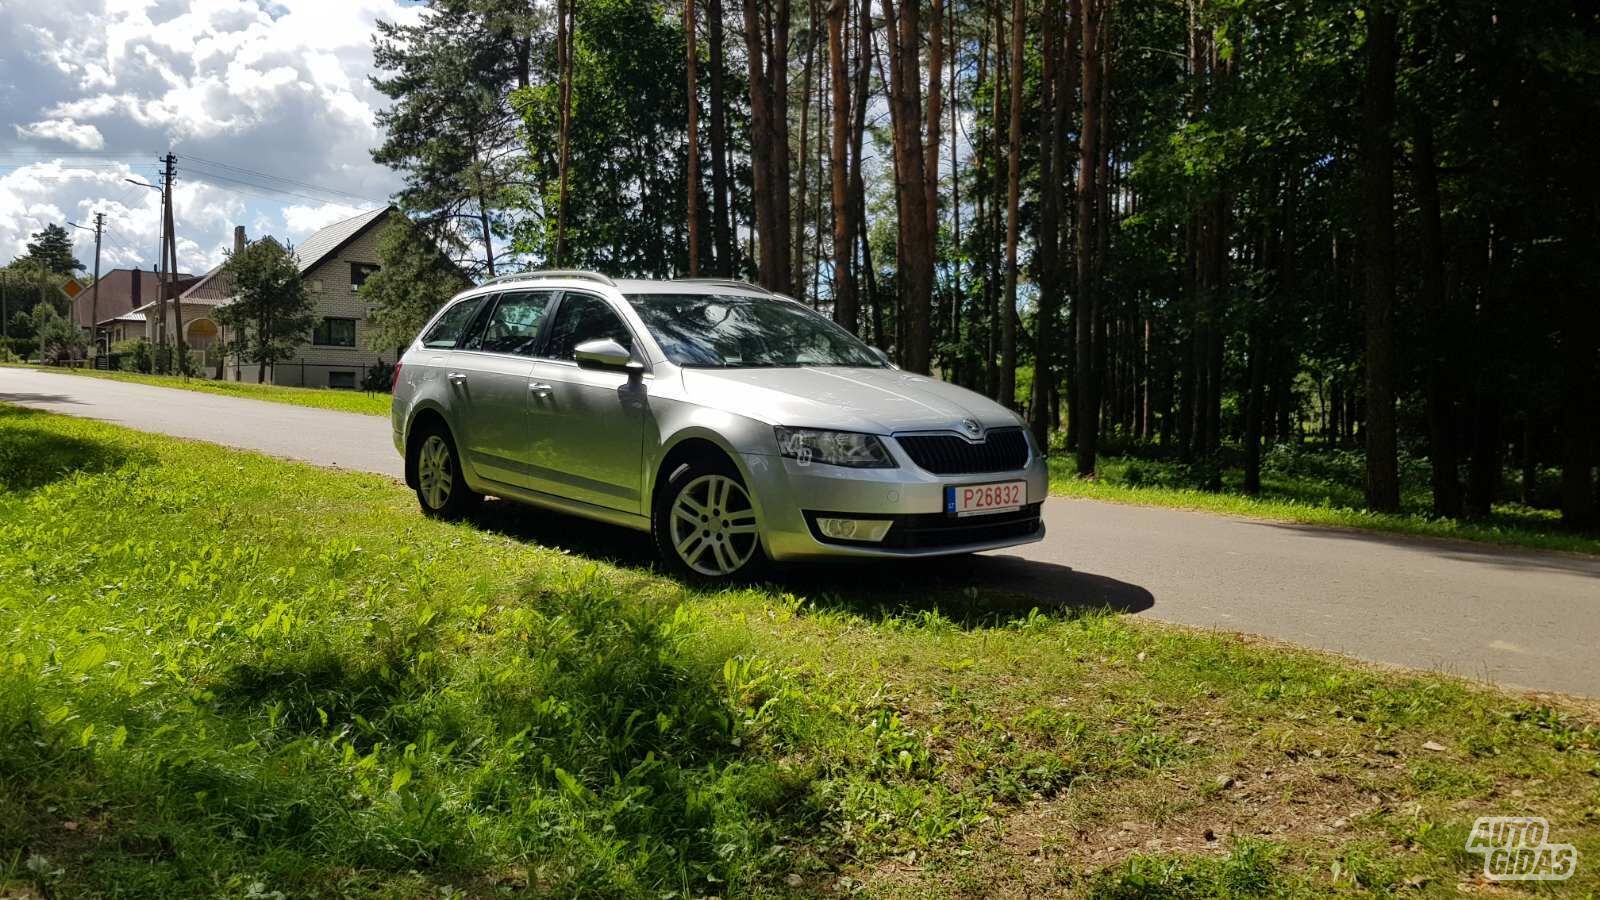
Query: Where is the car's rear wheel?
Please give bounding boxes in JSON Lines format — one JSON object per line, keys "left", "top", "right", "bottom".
{"left": 654, "top": 457, "right": 763, "bottom": 581}
{"left": 411, "top": 424, "right": 481, "bottom": 519}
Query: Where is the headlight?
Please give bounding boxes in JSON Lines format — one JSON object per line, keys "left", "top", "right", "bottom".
{"left": 774, "top": 426, "right": 897, "bottom": 468}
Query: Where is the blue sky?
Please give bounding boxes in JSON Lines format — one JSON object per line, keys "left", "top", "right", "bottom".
{"left": 0, "top": 0, "right": 425, "bottom": 276}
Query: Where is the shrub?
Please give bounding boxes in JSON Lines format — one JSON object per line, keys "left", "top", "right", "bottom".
{"left": 361, "top": 360, "right": 396, "bottom": 393}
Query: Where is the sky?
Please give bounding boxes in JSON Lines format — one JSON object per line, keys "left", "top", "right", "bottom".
{"left": 0, "top": 0, "right": 425, "bottom": 278}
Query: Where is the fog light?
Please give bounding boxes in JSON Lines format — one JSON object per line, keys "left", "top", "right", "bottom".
{"left": 816, "top": 517, "right": 892, "bottom": 542}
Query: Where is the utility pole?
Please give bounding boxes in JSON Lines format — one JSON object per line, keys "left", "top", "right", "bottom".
{"left": 153, "top": 166, "right": 169, "bottom": 363}
{"left": 1, "top": 270, "right": 8, "bottom": 340}
{"left": 162, "top": 153, "right": 190, "bottom": 374}
{"left": 70, "top": 214, "right": 106, "bottom": 359}
{"left": 92, "top": 212, "right": 104, "bottom": 358}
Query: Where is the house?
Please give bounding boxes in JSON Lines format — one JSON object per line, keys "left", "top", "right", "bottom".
{"left": 261, "top": 206, "right": 397, "bottom": 389}
{"left": 78, "top": 267, "right": 197, "bottom": 350}
{"left": 128, "top": 207, "right": 402, "bottom": 388}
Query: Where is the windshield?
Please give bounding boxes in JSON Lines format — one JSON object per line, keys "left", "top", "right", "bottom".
{"left": 625, "top": 293, "right": 887, "bottom": 368}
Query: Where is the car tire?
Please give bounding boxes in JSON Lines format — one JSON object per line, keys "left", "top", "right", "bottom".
{"left": 410, "top": 422, "right": 481, "bottom": 520}
{"left": 653, "top": 455, "right": 765, "bottom": 582}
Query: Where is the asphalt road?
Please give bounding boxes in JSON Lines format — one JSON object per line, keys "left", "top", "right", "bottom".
{"left": 5, "top": 367, "right": 1597, "bottom": 696}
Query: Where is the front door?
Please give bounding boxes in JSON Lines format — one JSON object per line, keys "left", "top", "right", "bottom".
{"left": 525, "top": 290, "right": 650, "bottom": 513}
{"left": 453, "top": 290, "right": 556, "bottom": 488}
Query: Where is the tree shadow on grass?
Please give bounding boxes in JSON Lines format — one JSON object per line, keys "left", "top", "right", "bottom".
{"left": 0, "top": 405, "right": 147, "bottom": 493}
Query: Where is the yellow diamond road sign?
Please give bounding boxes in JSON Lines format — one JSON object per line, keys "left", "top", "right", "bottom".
{"left": 61, "top": 278, "right": 85, "bottom": 299}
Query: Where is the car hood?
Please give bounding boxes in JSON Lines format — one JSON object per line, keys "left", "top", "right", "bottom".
{"left": 679, "top": 366, "right": 1024, "bottom": 434}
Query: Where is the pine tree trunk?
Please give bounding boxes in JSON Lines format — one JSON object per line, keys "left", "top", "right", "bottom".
{"left": 1000, "top": 0, "right": 1024, "bottom": 408}
{"left": 827, "top": 0, "right": 856, "bottom": 331}
{"left": 1073, "top": 0, "right": 1104, "bottom": 477}
{"left": 1359, "top": 2, "right": 1400, "bottom": 512}
{"left": 1028, "top": 0, "right": 1065, "bottom": 445}
{"left": 555, "top": 0, "right": 574, "bottom": 267}
{"left": 707, "top": 0, "right": 735, "bottom": 273}
{"left": 686, "top": 0, "right": 702, "bottom": 276}
{"left": 1414, "top": 111, "right": 1462, "bottom": 519}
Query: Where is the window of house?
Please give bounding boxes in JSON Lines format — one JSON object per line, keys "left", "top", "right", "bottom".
{"left": 351, "top": 263, "right": 380, "bottom": 292}
{"left": 422, "top": 297, "right": 486, "bottom": 349}
{"left": 543, "top": 293, "right": 633, "bottom": 361}
{"left": 313, "top": 316, "right": 357, "bottom": 347}
{"left": 328, "top": 371, "right": 356, "bottom": 390}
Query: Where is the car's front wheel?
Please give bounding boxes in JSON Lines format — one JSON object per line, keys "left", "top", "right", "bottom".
{"left": 410, "top": 423, "right": 481, "bottom": 519}
{"left": 653, "top": 457, "right": 763, "bottom": 581}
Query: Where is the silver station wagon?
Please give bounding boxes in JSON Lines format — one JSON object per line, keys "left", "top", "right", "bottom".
{"left": 392, "top": 271, "right": 1047, "bottom": 579}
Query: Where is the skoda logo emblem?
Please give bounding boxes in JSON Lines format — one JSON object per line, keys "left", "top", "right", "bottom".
{"left": 962, "top": 418, "right": 983, "bottom": 438}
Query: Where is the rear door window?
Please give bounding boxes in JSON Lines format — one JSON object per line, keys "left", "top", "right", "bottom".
{"left": 422, "top": 297, "right": 487, "bottom": 349}
{"left": 464, "top": 290, "right": 555, "bottom": 355}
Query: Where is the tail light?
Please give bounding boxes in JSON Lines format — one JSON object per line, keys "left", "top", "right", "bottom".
{"left": 391, "top": 362, "right": 403, "bottom": 391}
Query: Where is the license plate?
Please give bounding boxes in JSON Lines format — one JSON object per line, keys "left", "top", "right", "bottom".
{"left": 945, "top": 480, "right": 1026, "bottom": 517}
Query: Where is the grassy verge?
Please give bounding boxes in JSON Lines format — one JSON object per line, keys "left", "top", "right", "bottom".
{"left": 15, "top": 366, "right": 392, "bottom": 416}
{"left": 1050, "top": 454, "right": 1600, "bottom": 556}
{"left": 2, "top": 405, "right": 1598, "bottom": 897}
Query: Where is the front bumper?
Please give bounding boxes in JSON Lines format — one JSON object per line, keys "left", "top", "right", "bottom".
{"left": 740, "top": 443, "right": 1050, "bottom": 561}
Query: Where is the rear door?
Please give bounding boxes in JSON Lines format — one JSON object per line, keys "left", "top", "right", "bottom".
{"left": 524, "top": 290, "right": 651, "bottom": 513}
{"left": 411, "top": 293, "right": 490, "bottom": 409}
{"left": 451, "top": 290, "right": 557, "bottom": 488}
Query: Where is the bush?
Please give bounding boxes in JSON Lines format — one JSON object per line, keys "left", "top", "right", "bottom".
{"left": 0, "top": 336, "right": 35, "bottom": 363}
{"left": 362, "top": 360, "right": 396, "bottom": 393}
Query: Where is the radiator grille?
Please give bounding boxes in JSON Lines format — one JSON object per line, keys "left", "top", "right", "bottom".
{"left": 896, "top": 427, "right": 1030, "bottom": 475}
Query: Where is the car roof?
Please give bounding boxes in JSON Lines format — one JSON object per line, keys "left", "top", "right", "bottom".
{"left": 462, "top": 272, "right": 787, "bottom": 302}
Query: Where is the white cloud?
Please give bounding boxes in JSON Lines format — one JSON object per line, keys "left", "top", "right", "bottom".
{"left": 283, "top": 202, "right": 366, "bottom": 237}
{"left": 1, "top": 0, "right": 420, "bottom": 272}
{"left": 15, "top": 118, "right": 107, "bottom": 150}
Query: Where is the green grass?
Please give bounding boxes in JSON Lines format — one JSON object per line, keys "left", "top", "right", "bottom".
{"left": 1050, "top": 448, "right": 1600, "bottom": 556}
{"left": 27, "top": 366, "right": 392, "bottom": 416}
{"left": 2, "top": 405, "right": 1599, "bottom": 897}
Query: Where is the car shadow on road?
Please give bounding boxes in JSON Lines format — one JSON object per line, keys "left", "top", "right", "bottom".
{"left": 466, "top": 498, "right": 1155, "bottom": 626}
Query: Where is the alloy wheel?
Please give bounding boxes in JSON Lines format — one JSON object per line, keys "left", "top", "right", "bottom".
{"left": 669, "top": 473, "right": 758, "bottom": 577}
{"left": 417, "top": 434, "right": 454, "bottom": 510}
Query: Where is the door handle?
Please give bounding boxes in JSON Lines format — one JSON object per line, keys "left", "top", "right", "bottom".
{"left": 447, "top": 371, "right": 468, "bottom": 384}
{"left": 529, "top": 382, "right": 554, "bottom": 398}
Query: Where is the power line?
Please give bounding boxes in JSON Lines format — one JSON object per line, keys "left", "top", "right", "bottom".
{"left": 180, "top": 164, "right": 382, "bottom": 206}
{"left": 178, "top": 154, "right": 387, "bottom": 206}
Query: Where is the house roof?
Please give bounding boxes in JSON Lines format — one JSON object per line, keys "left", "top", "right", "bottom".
{"left": 293, "top": 206, "right": 393, "bottom": 275}
{"left": 172, "top": 206, "right": 394, "bottom": 307}
{"left": 98, "top": 310, "right": 146, "bottom": 325}
{"left": 71, "top": 268, "right": 194, "bottom": 328}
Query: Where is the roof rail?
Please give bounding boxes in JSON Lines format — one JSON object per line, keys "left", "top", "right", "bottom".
{"left": 671, "top": 277, "right": 775, "bottom": 295}
{"left": 483, "top": 269, "right": 616, "bottom": 287}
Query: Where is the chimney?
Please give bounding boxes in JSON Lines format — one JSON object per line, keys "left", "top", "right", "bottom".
{"left": 233, "top": 225, "right": 246, "bottom": 256}
{"left": 132, "top": 269, "right": 142, "bottom": 309}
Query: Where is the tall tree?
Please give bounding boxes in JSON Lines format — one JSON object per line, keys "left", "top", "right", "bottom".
{"left": 706, "top": 0, "right": 736, "bottom": 273}
{"left": 1359, "top": 0, "right": 1399, "bottom": 512}
{"left": 22, "top": 225, "right": 82, "bottom": 276}
{"left": 880, "top": 0, "right": 942, "bottom": 372}
{"left": 743, "top": 0, "right": 794, "bottom": 291}
{"left": 215, "top": 240, "right": 316, "bottom": 384}
{"left": 1074, "top": 0, "right": 1108, "bottom": 476}
{"left": 686, "top": 0, "right": 703, "bottom": 275}
{"left": 827, "top": 0, "right": 858, "bottom": 330}
{"left": 372, "top": 1, "right": 532, "bottom": 276}
{"left": 999, "top": 0, "right": 1023, "bottom": 408}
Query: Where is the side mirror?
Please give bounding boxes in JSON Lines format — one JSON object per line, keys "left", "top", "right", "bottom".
{"left": 575, "top": 338, "right": 632, "bottom": 369}
{"left": 575, "top": 338, "right": 645, "bottom": 384}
